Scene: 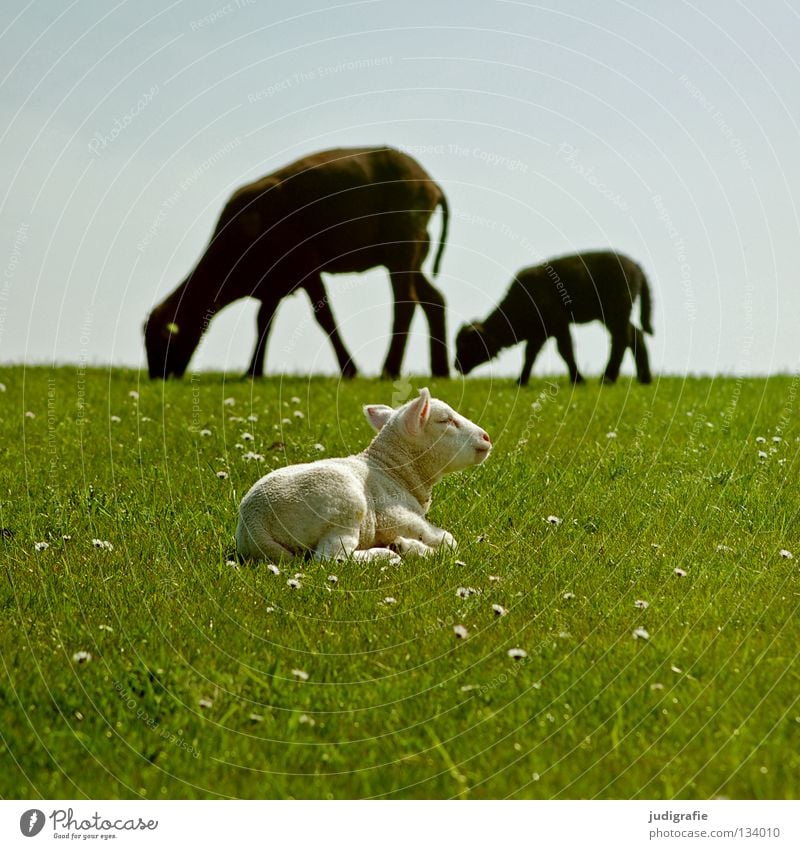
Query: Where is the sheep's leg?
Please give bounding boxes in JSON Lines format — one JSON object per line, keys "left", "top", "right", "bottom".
{"left": 518, "top": 337, "right": 545, "bottom": 386}
{"left": 245, "top": 298, "right": 280, "bottom": 378}
{"left": 304, "top": 275, "right": 358, "bottom": 378}
{"left": 628, "top": 324, "right": 652, "bottom": 384}
{"left": 555, "top": 328, "right": 584, "bottom": 384}
{"left": 413, "top": 273, "right": 450, "bottom": 378}
{"left": 382, "top": 272, "right": 416, "bottom": 379}
{"left": 314, "top": 532, "right": 401, "bottom": 564}
{"left": 602, "top": 327, "right": 628, "bottom": 384}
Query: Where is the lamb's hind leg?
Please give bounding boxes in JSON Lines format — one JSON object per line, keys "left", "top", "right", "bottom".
{"left": 236, "top": 520, "right": 295, "bottom": 561}
{"left": 313, "top": 532, "right": 401, "bottom": 564}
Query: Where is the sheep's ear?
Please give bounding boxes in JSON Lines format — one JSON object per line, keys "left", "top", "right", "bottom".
{"left": 404, "top": 387, "right": 431, "bottom": 436}
{"left": 363, "top": 404, "right": 394, "bottom": 432}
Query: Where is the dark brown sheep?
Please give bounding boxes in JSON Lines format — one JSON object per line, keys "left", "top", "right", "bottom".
{"left": 455, "top": 250, "right": 653, "bottom": 385}
{"left": 144, "top": 146, "right": 449, "bottom": 379}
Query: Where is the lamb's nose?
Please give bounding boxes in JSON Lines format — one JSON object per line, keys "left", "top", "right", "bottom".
{"left": 482, "top": 432, "right": 491, "bottom": 444}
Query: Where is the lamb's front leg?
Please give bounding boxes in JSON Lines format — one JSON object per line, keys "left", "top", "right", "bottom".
{"left": 390, "top": 510, "right": 458, "bottom": 553}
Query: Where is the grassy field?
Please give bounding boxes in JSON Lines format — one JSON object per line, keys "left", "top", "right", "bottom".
{"left": 1, "top": 366, "right": 798, "bottom": 800}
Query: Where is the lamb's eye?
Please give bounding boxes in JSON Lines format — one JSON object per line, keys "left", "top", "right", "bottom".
{"left": 448, "top": 417, "right": 460, "bottom": 428}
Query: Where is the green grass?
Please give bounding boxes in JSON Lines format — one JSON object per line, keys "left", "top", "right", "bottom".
{"left": 1, "top": 366, "right": 799, "bottom": 799}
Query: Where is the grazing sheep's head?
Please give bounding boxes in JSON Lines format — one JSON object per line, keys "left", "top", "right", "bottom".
{"left": 454, "top": 322, "right": 500, "bottom": 375}
{"left": 365, "top": 387, "right": 492, "bottom": 474}
{"left": 143, "top": 309, "right": 199, "bottom": 379}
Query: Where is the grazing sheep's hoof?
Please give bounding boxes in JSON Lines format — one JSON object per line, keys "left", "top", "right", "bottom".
{"left": 341, "top": 361, "right": 358, "bottom": 379}
{"left": 638, "top": 374, "right": 653, "bottom": 385}
{"left": 601, "top": 374, "right": 617, "bottom": 385}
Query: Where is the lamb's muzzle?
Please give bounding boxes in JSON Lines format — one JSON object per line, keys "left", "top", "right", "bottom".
{"left": 235, "top": 388, "right": 491, "bottom": 563}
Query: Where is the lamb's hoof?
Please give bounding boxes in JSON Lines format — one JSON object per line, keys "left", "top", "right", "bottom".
{"left": 601, "top": 375, "right": 616, "bottom": 385}
{"left": 440, "top": 531, "right": 457, "bottom": 550}
{"left": 638, "top": 374, "right": 653, "bottom": 385}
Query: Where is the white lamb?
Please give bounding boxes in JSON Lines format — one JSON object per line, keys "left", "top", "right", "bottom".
{"left": 236, "top": 388, "right": 492, "bottom": 562}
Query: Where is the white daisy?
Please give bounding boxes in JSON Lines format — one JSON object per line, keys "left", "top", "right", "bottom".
{"left": 546, "top": 515, "right": 562, "bottom": 526}
{"left": 634, "top": 599, "right": 649, "bottom": 609}
{"left": 327, "top": 574, "right": 338, "bottom": 584}
{"left": 199, "top": 428, "right": 212, "bottom": 437}
{"left": 223, "top": 397, "right": 236, "bottom": 406}
{"left": 633, "top": 627, "right": 650, "bottom": 640}
{"left": 314, "top": 443, "right": 325, "bottom": 452}
{"left": 241, "top": 432, "right": 254, "bottom": 441}
{"left": 267, "top": 563, "right": 280, "bottom": 575}
{"left": 562, "top": 591, "right": 575, "bottom": 600}
{"left": 453, "top": 624, "right": 469, "bottom": 639}
{"left": 383, "top": 597, "right": 397, "bottom": 605}
{"left": 492, "top": 604, "right": 507, "bottom": 616}
{"left": 128, "top": 390, "right": 139, "bottom": 400}
{"left": 292, "top": 668, "right": 309, "bottom": 681}
{"left": 287, "top": 578, "right": 301, "bottom": 589}
{"left": 242, "top": 452, "right": 265, "bottom": 461}
{"left": 110, "top": 415, "right": 121, "bottom": 423}
{"left": 34, "top": 541, "right": 49, "bottom": 551}
{"left": 507, "top": 648, "right": 527, "bottom": 660}
{"left": 92, "top": 539, "right": 114, "bottom": 551}
{"left": 779, "top": 549, "right": 793, "bottom": 559}
{"left": 72, "top": 651, "right": 92, "bottom": 664}
{"left": 199, "top": 698, "right": 213, "bottom": 709}
{"left": 216, "top": 470, "right": 229, "bottom": 479}
{"left": 673, "top": 567, "right": 687, "bottom": 577}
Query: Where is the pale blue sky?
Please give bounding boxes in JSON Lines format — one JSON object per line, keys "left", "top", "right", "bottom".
{"left": 1, "top": 0, "right": 799, "bottom": 378}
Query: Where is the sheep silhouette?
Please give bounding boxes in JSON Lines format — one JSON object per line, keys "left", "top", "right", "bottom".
{"left": 144, "top": 147, "right": 449, "bottom": 380}
{"left": 455, "top": 250, "right": 653, "bottom": 385}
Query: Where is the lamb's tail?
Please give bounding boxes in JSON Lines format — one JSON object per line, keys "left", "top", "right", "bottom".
{"left": 431, "top": 191, "right": 449, "bottom": 278}
{"left": 638, "top": 267, "right": 653, "bottom": 335}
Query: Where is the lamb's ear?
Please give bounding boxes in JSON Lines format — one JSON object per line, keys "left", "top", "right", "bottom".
{"left": 363, "top": 404, "right": 394, "bottom": 432}
{"left": 404, "top": 387, "right": 431, "bottom": 436}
